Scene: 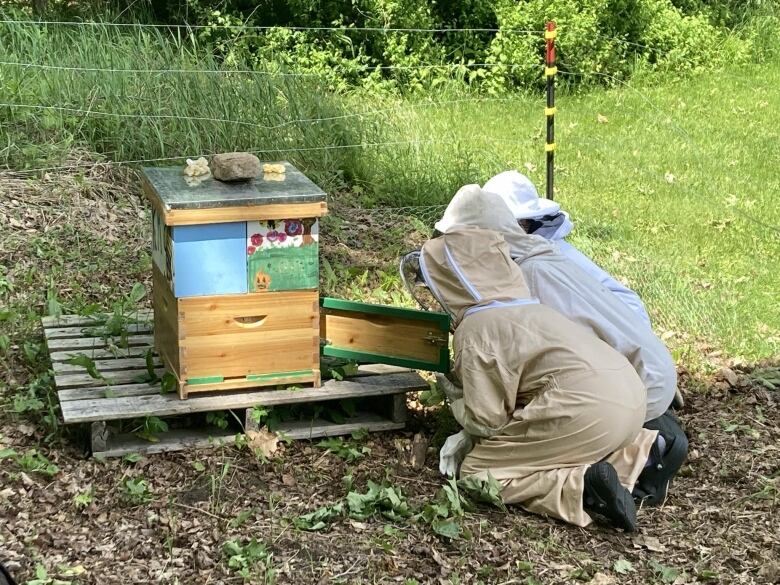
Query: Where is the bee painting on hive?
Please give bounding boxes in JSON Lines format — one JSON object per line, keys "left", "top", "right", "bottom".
{"left": 246, "top": 218, "right": 319, "bottom": 292}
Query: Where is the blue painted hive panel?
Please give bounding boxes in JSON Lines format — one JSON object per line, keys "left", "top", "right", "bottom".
{"left": 172, "top": 222, "right": 248, "bottom": 297}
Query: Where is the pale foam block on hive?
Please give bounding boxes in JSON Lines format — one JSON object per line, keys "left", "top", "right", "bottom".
{"left": 170, "top": 222, "right": 248, "bottom": 297}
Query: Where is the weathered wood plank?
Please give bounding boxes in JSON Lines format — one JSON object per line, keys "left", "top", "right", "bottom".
{"left": 58, "top": 367, "right": 416, "bottom": 403}
{"left": 94, "top": 428, "right": 235, "bottom": 458}
{"left": 60, "top": 371, "right": 427, "bottom": 424}
{"left": 59, "top": 383, "right": 162, "bottom": 402}
{"left": 278, "top": 413, "right": 404, "bottom": 441}
{"left": 52, "top": 356, "right": 162, "bottom": 375}
{"left": 41, "top": 311, "right": 153, "bottom": 329}
{"left": 92, "top": 412, "right": 400, "bottom": 458}
{"left": 45, "top": 335, "right": 155, "bottom": 352}
{"left": 45, "top": 323, "right": 152, "bottom": 340}
{"left": 54, "top": 368, "right": 167, "bottom": 390}
{"left": 49, "top": 345, "right": 155, "bottom": 362}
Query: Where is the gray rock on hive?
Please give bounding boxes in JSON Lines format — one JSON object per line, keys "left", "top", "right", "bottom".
{"left": 210, "top": 152, "right": 261, "bottom": 182}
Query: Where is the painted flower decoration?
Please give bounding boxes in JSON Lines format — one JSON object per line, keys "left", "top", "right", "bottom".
{"left": 247, "top": 245, "right": 256, "bottom": 255}
{"left": 277, "top": 232, "right": 287, "bottom": 243}
{"left": 285, "top": 220, "right": 303, "bottom": 236}
{"left": 266, "top": 230, "right": 279, "bottom": 242}
{"left": 250, "top": 233, "right": 263, "bottom": 246}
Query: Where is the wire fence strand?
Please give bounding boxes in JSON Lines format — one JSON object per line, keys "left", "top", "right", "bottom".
{"left": 0, "top": 19, "right": 544, "bottom": 34}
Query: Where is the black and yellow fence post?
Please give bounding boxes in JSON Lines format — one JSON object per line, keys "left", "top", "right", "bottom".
{"left": 545, "top": 21, "right": 557, "bottom": 201}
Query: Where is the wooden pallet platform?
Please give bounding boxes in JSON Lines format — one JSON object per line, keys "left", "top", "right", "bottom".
{"left": 42, "top": 313, "right": 429, "bottom": 457}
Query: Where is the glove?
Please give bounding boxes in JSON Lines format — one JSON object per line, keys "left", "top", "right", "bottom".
{"left": 436, "top": 372, "right": 464, "bottom": 402}
{"left": 438, "top": 430, "right": 474, "bottom": 477}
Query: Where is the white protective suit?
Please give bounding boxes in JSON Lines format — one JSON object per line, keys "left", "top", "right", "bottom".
{"left": 480, "top": 170, "right": 652, "bottom": 326}
{"left": 436, "top": 185, "right": 677, "bottom": 420}
{"left": 420, "top": 226, "right": 656, "bottom": 527}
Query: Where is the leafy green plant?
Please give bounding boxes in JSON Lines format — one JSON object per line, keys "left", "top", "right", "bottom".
{"left": 160, "top": 372, "right": 178, "bottom": 394}
{"left": 316, "top": 436, "right": 371, "bottom": 462}
{"left": 25, "top": 564, "right": 71, "bottom": 585}
{"left": 294, "top": 503, "right": 345, "bottom": 531}
{"left": 457, "top": 474, "right": 508, "bottom": 512}
{"left": 649, "top": 560, "right": 680, "bottom": 583}
{"left": 123, "top": 478, "right": 153, "bottom": 505}
{"left": 207, "top": 412, "right": 230, "bottom": 431}
{"left": 346, "top": 480, "right": 414, "bottom": 522}
{"left": 613, "top": 559, "right": 635, "bottom": 574}
{"left": 228, "top": 508, "right": 257, "bottom": 529}
{"left": 223, "top": 538, "right": 276, "bottom": 582}
{"left": 73, "top": 487, "right": 95, "bottom": 509}
{"left": 134, "top": 416, "right": 169, "bottom": 443}
{"left": 65, "top": 354, "right": 104, "bottom": 380}
{"left": 12, "top": 388, "right": 45, "bottom": 414}
{"left": 135, "top": 348, "right": 160, "bottom": 384}
{"left": 46, "top": 287, "right": 63, "bottom": 318}
{"left": 419, "top": 379, "right": 446, "bottom": 407}
{"left": 82, "top": 283, "right": 147, "bottom": 350}
{"left": 420, "top": 478, "right": 471, "bottom": 539}
{"left": 18, "top": 449, "right": 59, "bottom": 476}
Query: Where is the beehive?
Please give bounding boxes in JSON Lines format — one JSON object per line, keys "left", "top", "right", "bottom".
{"left": 142, "top": 162, "right": 328, "bottom": 398}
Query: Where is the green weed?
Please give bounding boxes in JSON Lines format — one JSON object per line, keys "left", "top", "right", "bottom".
{"left": 223, "top": 538, "right": 276, "bottom": 583}
{"left": 316, "top": 435, "right": 371, "bottom": 462}
{"left": 73, "top": 487, "right": 95, "bottom": 509}
{"left": 122, "top": 478, "right": 152, "bottom": 505}
{"left": 18, "top": 449, "right": 59, "bottom": 476}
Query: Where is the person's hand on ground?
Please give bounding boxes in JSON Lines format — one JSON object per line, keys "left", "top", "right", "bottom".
{"left": 438, "top": 430, "right": 474, "bottom": 477}
{"left": 435, "top": 372, "right": 464, "bottom": 402}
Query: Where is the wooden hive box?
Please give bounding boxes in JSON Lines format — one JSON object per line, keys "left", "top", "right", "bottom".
{"left": 142, "top": 162, "right": 328, "bottom": 398}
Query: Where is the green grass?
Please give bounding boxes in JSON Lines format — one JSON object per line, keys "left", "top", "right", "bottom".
{"left": 364, "top": 62, "right": 780, "bottom": 363}
{"left": 0, "top": 20, "right": 778, "bottom": 364}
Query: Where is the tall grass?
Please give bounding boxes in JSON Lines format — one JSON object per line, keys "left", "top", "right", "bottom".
{"left": 0, "top": 21, "right": 372, "bottom": 191}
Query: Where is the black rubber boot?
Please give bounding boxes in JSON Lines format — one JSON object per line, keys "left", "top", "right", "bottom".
{"left": 583, "top": 461, "right": 637, "bottom": 532}
{"left": 634, "top": 411, "right": 689, "bottom": 506}
{"left": 0, "top": 563, "right": 17, "bottom": 585}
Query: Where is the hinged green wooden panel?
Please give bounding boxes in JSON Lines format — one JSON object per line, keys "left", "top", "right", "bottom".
{"left": 320, "top": 297, "right": 450, "bottom": 372}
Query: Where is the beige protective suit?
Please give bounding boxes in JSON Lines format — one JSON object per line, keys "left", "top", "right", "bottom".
{"left": 420, "top": 227, "right": 657, "bottom": 527}
{"left": 436, "top": 185, "right": 677, "bottom": 421}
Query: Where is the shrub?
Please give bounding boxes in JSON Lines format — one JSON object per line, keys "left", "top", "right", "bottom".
{"left": 483, "top": 0, "right": 745, "bottom": 92}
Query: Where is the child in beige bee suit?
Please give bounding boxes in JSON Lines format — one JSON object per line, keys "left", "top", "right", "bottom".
{"left": 419, "top": 226, "right": 658, "bottom": 530}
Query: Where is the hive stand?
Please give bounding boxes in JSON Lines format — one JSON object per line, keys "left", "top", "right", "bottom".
{"left": 43, "top": 312, "right": 429, "bottom": 458}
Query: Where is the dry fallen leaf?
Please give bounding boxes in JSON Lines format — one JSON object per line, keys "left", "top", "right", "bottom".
{"left": 632, "top": 534, "right": 666, "bottom": 552}
{"left": 523, "top": 162, "right": 537, "bottom": 172}
{"left": 664, "top": 172, "right": 676, "bottom": 184}
{"left": 590, "top": 573, "right": 616, "bottom": 585}
{"left": 597, "top": 113, "right": 609, "bottom": 124}
{"left": 246, "top": 428, "right": 280, "bottom": 459}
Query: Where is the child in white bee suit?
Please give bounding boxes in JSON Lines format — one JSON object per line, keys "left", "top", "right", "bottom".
{"left": 482, "top": 170, "right": 651, "bottom": 326}
{"left": 419, "top": 225, "right": 658, "bottom": 530}
{"left": 432, "top": 185, "right": 688, "bottom": 508}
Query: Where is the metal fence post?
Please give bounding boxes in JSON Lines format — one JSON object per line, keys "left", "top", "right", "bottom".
{"left": 545, "top": 21, "right": 557, "bottom": 201}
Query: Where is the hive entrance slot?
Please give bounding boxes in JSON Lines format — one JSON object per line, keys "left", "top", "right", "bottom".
{"left": 233, "top": 315, "right": 268, "bottom": 328}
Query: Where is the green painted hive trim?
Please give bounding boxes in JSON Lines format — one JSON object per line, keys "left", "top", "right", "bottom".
{"left": 322, "top": 346, "right": 450, "bottom": 374}
{"left": 187, "top": 376, "right": 225, "bottom": 385}
{"left": 245, "top": 370, "right": 313, "bottom": 382}
{"left": 321, "top": 297, "right": 450, "bottom": 330}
